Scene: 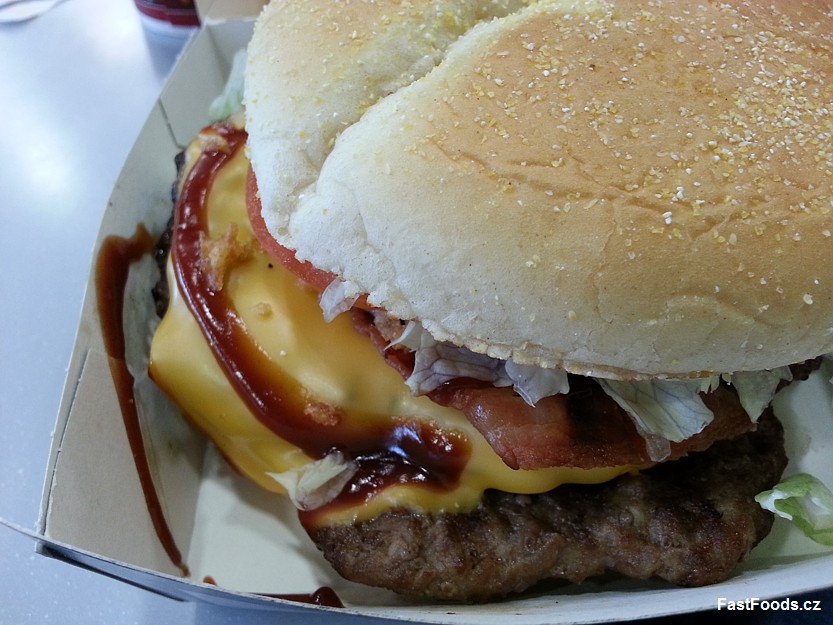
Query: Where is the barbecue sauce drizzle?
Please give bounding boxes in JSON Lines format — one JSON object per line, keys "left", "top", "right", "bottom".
{"left": 96, "top": 226, "right": 189, "bottom": 577}
{"left": 170, "top": 124, "right": 469, "bottom": 527}
{"left": 203, "top": 577, "right": 343, "bottom": 608}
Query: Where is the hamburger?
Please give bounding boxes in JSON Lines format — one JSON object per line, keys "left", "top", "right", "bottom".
{"left": 148, "top": 0, "right": 833, "bottom": 602}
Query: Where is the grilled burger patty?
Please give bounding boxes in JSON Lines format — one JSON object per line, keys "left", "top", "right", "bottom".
{"left": 311, "top": 411, "right": 787, "bottom": 602}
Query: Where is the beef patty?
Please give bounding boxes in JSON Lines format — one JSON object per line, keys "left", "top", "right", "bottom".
{"left": 309, "top": 410, "right": 787, "bottom": 603}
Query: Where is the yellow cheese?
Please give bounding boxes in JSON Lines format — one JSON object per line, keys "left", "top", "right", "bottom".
{"left": 150, "top": 140, "right": 633, "bottom": 526}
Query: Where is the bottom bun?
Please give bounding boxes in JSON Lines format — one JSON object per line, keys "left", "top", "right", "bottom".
{"left": 310, "top": 411, "right": 786, "bottom": 603}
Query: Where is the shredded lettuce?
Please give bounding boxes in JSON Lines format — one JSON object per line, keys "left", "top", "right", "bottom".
{"left": 596, "top": 367, "right": 792, "bottom": 453}
{"left": 387, "top": 320, "right": 426, "bottom": 351}
{"left": 756, "top": 473, "right": 833, "bottom": 546}
{"left": 699, "top": 376, "right": 721, "bottom": 393}
{"left": 597, "top": 378, "right": 714, "bottom": 444}
{"left": 827, "top": 353, "right": 833, "bottom": 409}
{"left": 319, "top": 278, "right": 360, "bottom": 322}
{"left": 400, "top": 322, "right": 568, "bottom": 405}
{"left": 728, "top": 366, "right": 793, "bottom": 422}
{"left": 405, "top": 329, "right": 511, "bottom": 395}
{"left": 208, "top": 49, "right": 247, "bottom": 122}
{"left": 268, "top": 452, "right": 357, "bottom": 511}
{"left": 505, "top": 359, "right": 569, "bottom": 405}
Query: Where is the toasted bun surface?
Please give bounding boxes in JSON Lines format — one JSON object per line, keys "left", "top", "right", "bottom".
{"left": 245, "top": 0, "right": 833, "bottom": 379}
{"left": 244, "top": 0, "right": 530, "bottom": 232}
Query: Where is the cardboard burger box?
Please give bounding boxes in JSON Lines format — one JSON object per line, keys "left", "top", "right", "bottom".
{"left": 28, "top": 4, "right": 833, "bottom": 623}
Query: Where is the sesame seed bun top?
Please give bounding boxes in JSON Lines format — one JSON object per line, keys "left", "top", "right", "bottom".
{"left": 245, "top": 0, "right": 833, "bottom": 378}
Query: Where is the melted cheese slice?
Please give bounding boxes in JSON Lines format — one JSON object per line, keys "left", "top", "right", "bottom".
{"left": 149, "top": 139, "right": 632, "bottom": 526}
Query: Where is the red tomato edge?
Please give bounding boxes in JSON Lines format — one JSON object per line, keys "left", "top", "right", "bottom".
{"left": 245, "top": 167, "right": 372, "bottom": 310}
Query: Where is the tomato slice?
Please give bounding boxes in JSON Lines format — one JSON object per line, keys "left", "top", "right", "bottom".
{"left": 246, "top": 167, "right": 372, "bottom": 310}
{"left": 246, "top": 167, "right": 337, "bottom": 291}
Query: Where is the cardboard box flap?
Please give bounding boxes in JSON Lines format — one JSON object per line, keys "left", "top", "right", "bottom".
{"left": 196, "top": 0, "right": 266, "bottom": 23}
{"left": 39, "top": 86, "right": 205, "bottom": 576}
{"left": 159, "top": 19, "right": 255, "bottom": 148}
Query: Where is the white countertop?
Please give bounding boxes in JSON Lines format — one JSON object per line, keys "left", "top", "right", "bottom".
{"left": 0, "top": 1, "right": 830, "bottom": 624}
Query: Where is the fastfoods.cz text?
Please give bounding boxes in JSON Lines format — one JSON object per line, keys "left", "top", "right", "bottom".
{"left": 717, "top": 597, "right": 822, "bottom": 611}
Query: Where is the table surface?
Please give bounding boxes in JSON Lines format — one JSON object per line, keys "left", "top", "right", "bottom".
{"left": 0, "top": 1, "right": 830, "bottom": 624}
